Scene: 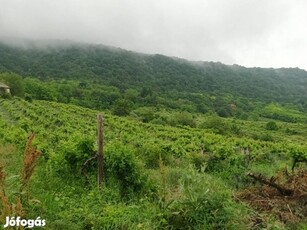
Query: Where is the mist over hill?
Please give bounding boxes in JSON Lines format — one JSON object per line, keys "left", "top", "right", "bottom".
{"left": 1, "top": 39, "right": 307, "bottom": 113}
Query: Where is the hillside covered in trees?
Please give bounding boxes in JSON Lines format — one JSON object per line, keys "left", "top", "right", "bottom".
{"left": 1, "top": 40, "right": 307, "bottom": 114}
{"left": 1, "top": 39, "right": 307, "bottom": 229}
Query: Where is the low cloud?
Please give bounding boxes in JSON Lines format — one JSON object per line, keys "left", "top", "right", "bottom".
{"left": 1, "top": 0, "right": 307, "bottom": 69}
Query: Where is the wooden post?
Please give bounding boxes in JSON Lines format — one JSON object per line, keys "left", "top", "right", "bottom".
{"left": 97, "top": 113, "right": 104, "bottom": 187}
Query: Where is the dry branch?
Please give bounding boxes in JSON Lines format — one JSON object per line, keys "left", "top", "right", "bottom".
{"left": 248, "top": 172, "right": 293, "bottom": 196}
{"left": 80, "top": 154, "right": 97, "bottom": 179}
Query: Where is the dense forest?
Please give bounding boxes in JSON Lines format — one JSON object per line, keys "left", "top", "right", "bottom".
{"left": 1, "top": 39, "right": 307, "bottom": 229}
{"left": 1, "top": 40, "right": 307, "bottom": 122}
{"left": 1, "top": 40, "right": 307, "bottom": 110}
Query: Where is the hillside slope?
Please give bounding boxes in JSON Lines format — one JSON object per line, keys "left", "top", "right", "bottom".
{"left": 1, "top": 98, "right": 307, "bottom": 228}
{"left": 1, "top": 40, "right": 307, "bottom": 110}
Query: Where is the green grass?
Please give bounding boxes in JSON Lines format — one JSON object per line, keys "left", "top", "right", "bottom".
{"left": 1, "top": 97, "right": 307, "bottom": 229}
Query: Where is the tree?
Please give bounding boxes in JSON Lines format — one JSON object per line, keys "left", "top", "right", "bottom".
{"left": 124, "top": 88, "right": 138, "bottom": 102}
{"left": 0, "top": 72, "right": 25, "bottom": 97}
{"left": 112, "top": 99, "right": 132, "bottom": 116}
{"left": 24, "top": 78, "right": 57, "bottom": 101}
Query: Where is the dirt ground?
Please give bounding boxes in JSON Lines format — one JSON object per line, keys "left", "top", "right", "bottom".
{"left": 237, "top": 169, "right": 307, "bottom": 227}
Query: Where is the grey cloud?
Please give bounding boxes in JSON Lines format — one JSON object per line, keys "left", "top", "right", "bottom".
{"left": 0, "top": 0, "right": 307, "bottom": 69}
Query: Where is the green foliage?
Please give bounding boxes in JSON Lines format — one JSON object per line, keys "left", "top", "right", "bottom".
{"left": 124, "top": 88, "right": 138, "bottom": 102}
{"left": 0, "top": 91, "right": 11, "bottom": 99}
{"left": 0, "top": 72, "right": 24, "bottom": 97}
{"left": 260, "top": 103, "right": 306, "bottom": 122}
{"left": 24, "top": 93, "right": 33, "bottom": 102}
{"left": 137, "top": 142, "right": 172, "bottom": 168}
{"left": 111, "top": 99, "right": 132, "bottom": 116}
{"left": 132, "top": 106, "right": 156, "bottom": 123}
{"left": 186, "top": 152, "right": 208, "bottom": 171}
{"left": 3, "top": 38, "right": 307, "bottom": 229}
{"left": 289, "top": 145, "right": 307, "bottom": 161}
{"left": 105, "top": 142, "right": 153, "bottom": 198}
{"left": 266, "top": 121, "right": 278, "bottom": 130}
{"left": 169, "top": 111, "right": 196, "bottom": 128}
{"left": 200, "top": 115, "right": 230, "bottom": 134}
{"left": 252, "top": 132, "right": 275, "bottom": 142}
{"left": 24, "top": 78, "right": 57, "bottom": 101}
{"left": 3, "top": 41, "right": 307, "bottom": 116}
{"left": 1, "top": 97, "right": 307, "bottom": 228}
{"left": 166, "top": 167, "right": 249, "bottom": 229}
{"left": 52, "top": 136, "right": 95, "bottom": 174}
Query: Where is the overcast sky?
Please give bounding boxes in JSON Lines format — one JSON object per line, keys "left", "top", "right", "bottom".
{"left": 1, "top": 0, "right": 307, "bottom": 70}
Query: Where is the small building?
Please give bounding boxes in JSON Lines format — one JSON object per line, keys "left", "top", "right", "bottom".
{"left": 0, "top": 82, "right": 10, "bottom": 94}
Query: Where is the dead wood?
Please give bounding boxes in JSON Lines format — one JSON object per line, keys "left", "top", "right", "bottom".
{"left": 81, "top": 154, "right": 97, "bottom": 180}
{"left": 248, "top": 172, "right": 293, "bottom": 196}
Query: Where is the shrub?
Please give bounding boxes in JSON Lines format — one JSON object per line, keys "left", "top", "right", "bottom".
{"left": 65, "top": 138, "right": 95, "bottom": 170}
{"left": 105, "top": 142, "right": 154, "bottom": 199}
{"left": 187, "top": 152, "right": 208, "bottom": 171}
{"left": 24, "top": 93, "right": 33, "bottom": 102}
{"left": 266, "top": 121, "right": 278, "bottom": 130}
{"left": 133, "top": 106, "right": 156, "bottom": 123}
{"left": 200, "top": 116, "right": 230, "bottom": 135}
{"left": 169, "top": 111, "right": 196, "bottom": 128}
{"left": 138, "top": 142, "right": 172, "bottom": 169}
{"left": 50, "top": 136, "right": 96, "bottom": 175}
{"left": 111, "top": 99, "right": 132, "bottom": 116}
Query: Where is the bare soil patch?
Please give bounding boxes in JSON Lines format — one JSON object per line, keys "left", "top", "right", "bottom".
{"left": 237, "top": 170, "right": 307, "bottom": 225}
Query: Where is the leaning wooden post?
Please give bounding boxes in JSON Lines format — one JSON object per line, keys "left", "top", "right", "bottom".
{"left": 97, "top": 113, "right": 105, "bottom": 187}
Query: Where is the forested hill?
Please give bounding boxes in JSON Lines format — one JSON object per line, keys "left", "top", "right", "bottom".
{"left": 1, "top": 40, "right": 307, "bottom": 110}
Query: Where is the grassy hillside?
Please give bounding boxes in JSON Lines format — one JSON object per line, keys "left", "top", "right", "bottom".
{"left": 1, "top": 98, "right": 307, "bottom": 229}
{"left": 1, "top": 39, "right": 307, "bottom": 229}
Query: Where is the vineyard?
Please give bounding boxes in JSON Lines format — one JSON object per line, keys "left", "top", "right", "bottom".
{"left": 1, "top": 97, "right": 307, "bottom": 229}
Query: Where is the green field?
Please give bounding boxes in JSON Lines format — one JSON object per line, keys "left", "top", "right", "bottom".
{"left": 1, "top": 98, "right": 307, "bottom": 229}
{"left": 1, "top": 41, "right": 307, "bottom": 229}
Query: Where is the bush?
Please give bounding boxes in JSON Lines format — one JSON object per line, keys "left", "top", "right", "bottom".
{"left": 49, "top": 136, "right": 96, "bottom": 175}
{"left": 266, "top": 121, "right": 278, "bottom": 130}
{"left": 137, "top": 142, "right": 172, "bottom": 169}
{"left": 169, "top": 111, "right": 196, "bottom": 128}
{"left": 0, "top": 72, "right": 25, "bottom": 97}
{"left": 200, "top": 116, "right": 230, "bottom": 134}
{"left": 105, "top": 142, "right": 154, "bottom": 199}
{"left": 64, "top": 138, "right": 95, "bottom": 171}
{"left": 0, "top": 92, "right": 11, "bottom": 99}
{"left": 133, "top": 106, "right": 156, "bottom": 123}
{"left": 112, "top": 99, "right": 132, "bottom": 116}
{"left": 24, "top": 93, "right": 33, "bottom": 102}
{"left": 187, "top": 152, "right": 208, "bottom": 171}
